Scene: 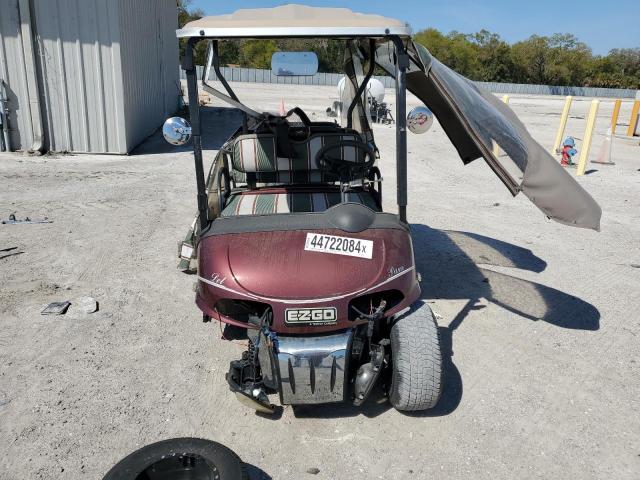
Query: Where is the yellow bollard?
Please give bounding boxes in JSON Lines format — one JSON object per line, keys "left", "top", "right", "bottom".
{"left": 552, "top": 96, "right": 573, "bottom": 154}
{"left": 611, "top": 99, "right": 622, "bottom": 135}
{"left": 576, "top": 99, "right": 600, "bottom": 176}
{"left": 627, "top": 100, "right": 640, "bottom": 137}
{"left": 492, "top": 95, "right": 510, "bottom": 157}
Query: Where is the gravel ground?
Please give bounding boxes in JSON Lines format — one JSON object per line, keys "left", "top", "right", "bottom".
{"left": 1, "top": 83, "right": 639, "bottom": 479}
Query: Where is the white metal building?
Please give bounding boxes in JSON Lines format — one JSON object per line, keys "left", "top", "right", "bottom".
{"left": 0, "top": 0, "right": 180, "bottom": 154}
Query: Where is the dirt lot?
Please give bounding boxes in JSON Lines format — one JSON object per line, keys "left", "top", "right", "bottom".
{"left": 1, "top": 83, "right": 639, "bottom": 479}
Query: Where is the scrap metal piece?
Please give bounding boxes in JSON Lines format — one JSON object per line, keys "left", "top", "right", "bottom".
{"left": 2, "top": 214, "right": 52, "bottom": 225}
{"left": 233, "top": 390, "right": 276, "bottom": 415}
{"left": 41, "top": 301, "right": 71, "bottom": 315}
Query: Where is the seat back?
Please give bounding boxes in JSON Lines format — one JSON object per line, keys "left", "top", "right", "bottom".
{"left": 222, "top": 191, "right": 380, "bottom": 216}
{"left": 230, "top": 132, "right": 365, "bottom": 184}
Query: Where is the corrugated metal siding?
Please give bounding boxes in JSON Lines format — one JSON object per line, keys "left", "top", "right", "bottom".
{"left": 32, "top": 0, "right": 126, "bottom": 153}
{"left": 0, "top": 0, "right": 35, "bottom": 151}
{"left": 118, "top": 0, "right": 179, "bottom": 152}
{"left": 475, "top": 81, "right": 638, "bottom": 98}
{"left": 0, "top": 0, "right": 178, "bottom": 153}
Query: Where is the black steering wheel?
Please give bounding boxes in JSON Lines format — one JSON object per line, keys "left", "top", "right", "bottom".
{"left": 315, "top": 139, "right": 375, "bottom": 179}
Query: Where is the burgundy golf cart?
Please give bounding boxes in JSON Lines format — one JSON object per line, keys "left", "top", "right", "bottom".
{"left": 163, "top": 6, "right": 601, "bottom": 414}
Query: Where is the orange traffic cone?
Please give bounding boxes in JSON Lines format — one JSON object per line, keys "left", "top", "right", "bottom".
{"left": 279, "top": 97, "right": 286, "bottom": 116}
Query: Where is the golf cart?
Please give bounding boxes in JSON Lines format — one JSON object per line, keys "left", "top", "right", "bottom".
{"left": 165, "top": 5, "right": 601, "bottom": 414}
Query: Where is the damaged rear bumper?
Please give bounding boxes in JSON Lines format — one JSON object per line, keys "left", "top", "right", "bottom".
{"left": 226, "top": 329, "right": 354, "bottom": 407}
{"left": 275, "top": 330, "right": 353, "bottom": 405}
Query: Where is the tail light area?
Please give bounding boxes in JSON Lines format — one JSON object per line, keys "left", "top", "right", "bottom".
{"left": 348, "top": 290, "right": 404, "bottom": 321}
{"left": 215, "top": 299, "right": 271, "bottom": 324}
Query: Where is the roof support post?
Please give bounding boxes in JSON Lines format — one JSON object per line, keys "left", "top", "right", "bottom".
{"left": 391, "top": 37, "right": 409, "bottom": 223}
{"left": 183, "top": 38, "right": 209, "bottom": 232}
{"left": 346, "top": 39, "right": 376, "bottom": 129}
{"left": 208, "top": 41, "right": 247, "bottom": 131}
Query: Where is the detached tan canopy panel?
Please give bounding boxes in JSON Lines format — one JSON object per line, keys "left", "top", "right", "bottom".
{"left": 404, "top": 42, "right": 602, "bottom": 231}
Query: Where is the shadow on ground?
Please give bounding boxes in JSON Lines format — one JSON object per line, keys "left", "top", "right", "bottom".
{"left": 291, "top": 382, "right": 392, "bottom": 419}
{"left": 292, "top": 224, "right": 600, "bottom": 419}
{"left": 412, "top": 225, "right": 600, "bottom": 331}
{"left": 407, "top": 224, "right": 600, "bottom": 417}
{"left": 130, "top": 106, "right": 242, "bottom": 155}
{"left": 245, "top": 463, "right": 272, "bottom": 480}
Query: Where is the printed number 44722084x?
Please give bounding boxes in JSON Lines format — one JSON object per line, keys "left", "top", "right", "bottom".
{"left": 304, "top": 233, "right": 373, "bottom": 259}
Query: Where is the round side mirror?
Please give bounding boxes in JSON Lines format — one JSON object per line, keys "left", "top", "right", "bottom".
{"left": 407, "top": 106, "right": 434, "bottom": 134}
{"left": 162, "top": 117, "right": 192, "bottom": 145}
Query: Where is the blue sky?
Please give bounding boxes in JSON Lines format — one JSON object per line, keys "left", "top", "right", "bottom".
{"left": 189, "top": 0, "right": 639, "bottom": 55}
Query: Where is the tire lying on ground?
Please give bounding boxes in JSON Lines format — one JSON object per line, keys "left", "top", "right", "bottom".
{"left": 103, "top": 437, "right": 247, "bottom": 480}
{"left": 389, "top": 302, "right": 443, "bottom": 411}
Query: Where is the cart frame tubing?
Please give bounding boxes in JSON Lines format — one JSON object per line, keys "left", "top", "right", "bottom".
{"left": 183, "top": 35, "right": 411, "bottom": 226}
{"left": 184, "top": 39, "right": 209, "bottom": 231}
{"left": 346, "top": 39, "right": 376, "bottom": 130}
{"left": 210, "top": 41, "right": 248, "bottom": 132}
{"left": 391, "top": 36, "right": 409, "bottom": 224}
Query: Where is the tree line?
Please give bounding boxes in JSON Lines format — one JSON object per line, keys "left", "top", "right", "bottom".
{"left": 415, "top": 29, "right": 639, "bottom": 89}
{"left": 178, "top": 2, "right": 639, "bottom": 89}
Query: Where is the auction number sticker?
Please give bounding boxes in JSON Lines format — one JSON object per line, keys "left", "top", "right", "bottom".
{"left": 304, "top": 232, "right": 373, "bottom": 259}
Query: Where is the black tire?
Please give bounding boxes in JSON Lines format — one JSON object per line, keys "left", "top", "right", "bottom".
{"left": 389, "top": 303, "right": 443, "bottom": 411}
{"left": 103, "top": 437, "right": 247, "bottom": 480}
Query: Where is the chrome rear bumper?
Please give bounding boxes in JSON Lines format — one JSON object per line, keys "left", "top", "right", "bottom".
{"left": 275, "top": 330, "right": 353, "bottom": 405}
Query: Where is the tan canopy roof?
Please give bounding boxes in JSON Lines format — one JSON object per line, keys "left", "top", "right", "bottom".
{"left": 177, "top": 4, "right": 412, "bottom": 38}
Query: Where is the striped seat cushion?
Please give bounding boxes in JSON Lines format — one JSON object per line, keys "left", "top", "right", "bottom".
{"left": 221, "top": 191, "right": 379, "bottom": 216}
{"left": 231, "top": 132, "right": 364, "bottom": 183}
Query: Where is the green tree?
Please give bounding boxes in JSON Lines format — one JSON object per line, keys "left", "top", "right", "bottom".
{"left": 470, "top": 30, "right": 515, "bottom": 82}
{"left": 547, "top": 34, "right": 592, "bottom": 85}
{"left": 314, "top": 39, "right": 345, "bottom": 73}
{"left": 585, "top": 49, "right": 640, "bottom": 88}
{"left": 607, "top": 48, "right": 640, "bottom": 77}
{"left": 414, "top": 28, "right": 451, "bottom": 60}
{"left": 174, "top": 2, "right": 639, "bottom": 89}
{"left": 177, "top": 0, "right": 207, "bottom": 65}
{"left": 238, "top": 40, "right": 278, "bottom": 69}
{"left": 218, "top": 41, "right": 241, "bottom": 66}
{"left": 510, "top": 33, "right": 595, "bottom": 86}
{"left": 511, "top": 35, "right": 550, "bottom": 84}
{"left": 414, "top": 29, "right": 478, "bottom": 77}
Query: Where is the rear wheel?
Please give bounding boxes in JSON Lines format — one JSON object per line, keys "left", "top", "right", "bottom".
{"left": 103, "top": 437, "right": 247, "bottom": 480}
{"left": 389, "top": 303, "right": 442, "bottom": 411}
